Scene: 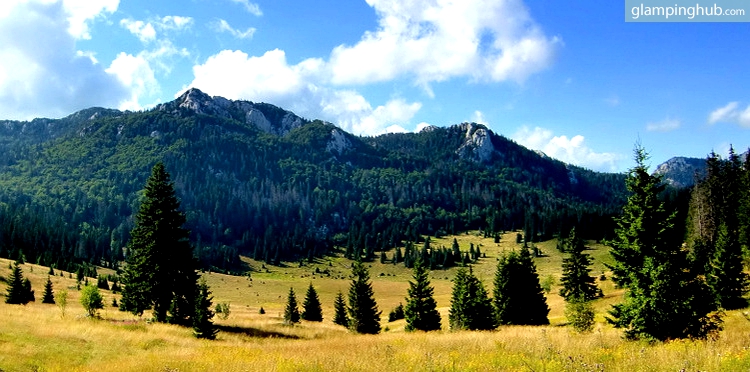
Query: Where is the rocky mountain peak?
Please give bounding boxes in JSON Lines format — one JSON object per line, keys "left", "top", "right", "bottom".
{"left": 653, "top": 157, "right": 707, "bottom": 189}
{"left": 455, "top": 122, "right": 495, "bottom": 163}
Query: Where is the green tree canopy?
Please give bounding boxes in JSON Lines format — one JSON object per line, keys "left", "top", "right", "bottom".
{"left": 449, "top": 267, "right": 496, "bottom": 330}
{"left": 301, "top": 283, "right": 323, "bottom": 322}
{"left": 404, "top": 257, "right": 441, "bottom": 332}
{"left": 284, "top": 287, "right": 300, "bottom": 325}
{"left": 559, "top": 228, "right": 602, "bottom": 302}
{"left": 347, "top": 261, "right": 381, "bottom": 334}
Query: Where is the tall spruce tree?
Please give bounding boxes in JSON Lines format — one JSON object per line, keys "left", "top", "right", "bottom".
{"left": 404, "top": 257, "right": 442, "bottom": 332}
{"left": 120, "top": 162, "right": 198, "bottom": 324}
{"left": 449, "top": 267, "right": 496, "bottom": 330}
{"left": 301, "top": 283, "right": 323, "bottom": 322}
{"left": 559, "top": 228, "right": 602, "bottom": 302}
{"left": 42, "top": 276, "right": 55, "bottom": 304}
{"left": 284, "top": 287, "right": 301, "bottom": 324}
{"left": 347, "top": 261, "right": 381, "bottom": 334}
{"left": 333, "top": 291, "right": 350, "bottom": 327}
{"left": 493, "top": 248, "right": 550, "bottom": 325}
{"left": 193, "top": 278, "right": 218, "bottom": 340}
{"left": 607, "top": 145, "right": 721, "bottom": 340}
{"left": 707, "top": 223, "right": 749, "bottom": 309}
{"left": 5, "top": 262, "right": 31, "bottom": 305}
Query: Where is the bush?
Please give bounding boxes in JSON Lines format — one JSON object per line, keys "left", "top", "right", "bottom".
{"left": 565, "top": 299, "right": 595, "bottom": 333}
{"left": 80, "top": 285, "right": 104, "bottom": 318}
{"left": 215, "top": 302, "right": 231, "bottom": 320}
{"left": 388, "top": 303, "right": 405, "bottom": 322}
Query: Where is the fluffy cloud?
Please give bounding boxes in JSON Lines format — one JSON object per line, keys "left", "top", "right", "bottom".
{"left": 512, "top": 126, "right": 622, "bottom": 172}
{"left": 708, "top": 102, "right": 750, "bottom": 128}
{"left": 188, "top": 0, "right": 556, "bottom": 135}
{"left": 646, "top": 118, "right": 681, "bottom": 132}
{"left": 188, "top": 49, "right": 421, "bottom": 134}
{"left": 328, "top": 0, "right": 559, "bottom": 87}
{"left": 211, "top": 19, "right": 256, "bottom": 39}
{"left": 228, "top": 0, "right": 262, "bottom": 16}
{"left": 471, "top": 110, "right": 487, "bottom": 125}
{"left": 120, "top": 16, "right": 194, "bottom": 44}
{"left": 0, "top": 0, "right": 127, "bottom": 120}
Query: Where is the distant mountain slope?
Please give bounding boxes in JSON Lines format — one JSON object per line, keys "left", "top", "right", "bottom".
{"left": 0, "top": 89, "right": 627, "bottom": 271}
{"left": 653, "top": 157, "right": 707, "bottom": 189}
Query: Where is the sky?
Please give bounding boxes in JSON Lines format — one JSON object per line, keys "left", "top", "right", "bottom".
{"left": 1, "top": 0, "right": 749, "bottom": 173}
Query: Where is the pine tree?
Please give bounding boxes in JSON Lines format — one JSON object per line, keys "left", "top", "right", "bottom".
{"left": 347, "top": 261, "right": 381, "bottom": 334}
{"left": 404, "top": 257, "right": 441, "bottom": 332}
{"left": 449, "top": 267, "right": 496, "bottom": 330}
{"left": 284, "top": 287, "right": 300, "bottom": 324}
{"left": 301, "top": 283, "right": 323, "bottom": 322}
{"left": 42, "top": 276, "right": 55, "bottom": 304}
{"left": 333, "top": 291, "right": 349, "bottom": 327}
{"left": 707, "top": 223, "right": 749, "bottom": 309}
{"left": 193, "top": 278, "right": 218, "bottom": 340}
{"left": 493, "top": 248, "right": 550, "bottom": 325}
{"left": 120, "top": 162, "right": 198, "bottom": 324}
{"left": 5, "top": 262, "right": 30, "bottom": 305}
{"left": 22, "top": 278, "right": 34, "bottom": 303}
{"left": 559, "top": 228, "right": 602, "bottom": 302}
{"left": 607, "top": 145, "right": 721, "bottom": 341}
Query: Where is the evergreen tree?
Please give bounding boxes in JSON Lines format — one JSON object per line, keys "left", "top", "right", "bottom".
{"left": 347, "top": 261, "right": 381, "bottom": 334}
{"left": 559, "top": 228, "right": 602, "bottom": 302}
{"left": 42, "top": 276, "right": 55, "bottom": 304}
{"left": 22, "top": 278, "right": 34, "bottom": 303}
{"left": 333, "top": 291, "right": 349, "bottom": 327}
{"left": 284, "top": 287, "right": 300, "bottom": 324}
{"left": 120, "top": 162, "right": 198, "bottom": 324}
{"left": 193, "top": 278, "right": 218, "bottom": 340}
{"left": 5, "top": 262, "right": 30, "bottom": 305}
{"left": 707, "top": 223, "right": 749, "bottom": 309}
{"left": 449, "top": 267, "right": 496, "bottom": 330}
{"left": 404, "top": 257, "right": 441, "bottom": 332}
{"left": 493, "top": 248, "right": 550, "bottom": 325}
{"left": 301, "top": 283, "right": 323, "bottom": 322}
{"left": 607, "top": 145, "right": 721, "bottom": 340}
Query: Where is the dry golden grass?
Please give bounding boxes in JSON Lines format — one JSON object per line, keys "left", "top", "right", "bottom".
{"left": 1, "top": 232, "right": 749, "bottom": 371}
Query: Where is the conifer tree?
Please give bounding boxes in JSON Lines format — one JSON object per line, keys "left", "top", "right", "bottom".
{"left": 607, "top": 145, "right": 721, "bottom": 340}
{"left": 333, "top": 291, "right": 349, "bottom": 327}
{"left": 707, "top": 223, "right": 749, "bottom": 309}
{"left": 5, "top": 262, "right": 30, "bottom": 305}
{"left": 42, "top": 276, "right": 55, "bottom": 304}
{"left": 493, "top": 248, "right": 550, "bottom": 325}
{"left": 449, "top": 267, "right": 496, "bottom": 330}
{"left": 559, "top": 228, "right": 602, "bottom": 302}
{"left": 347, "top": 261, "right": 381, "bottom": 334}
{"left": 404, "top": 257, "right": 441, "bottom": 332}
{"left": 284, "top": 287, "right": 300, "bottom": 324}
{"left": 22, "top": 278, "right": 34, "bottom": 303}
{"left": 120, "top": 162, "right": 198, "bottom": 324}
{"left": 193, "top": 278, "right": 218, "bottom": 340}
{"left": 301, "top": 283, "right": 323, "bottom": 322}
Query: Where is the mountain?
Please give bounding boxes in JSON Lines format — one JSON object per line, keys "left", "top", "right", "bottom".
{"left": 653, "top": 157, "right": 707, "bottom": 189}
{"left": 0, "top": 88, "right": 627, "bottom": 272}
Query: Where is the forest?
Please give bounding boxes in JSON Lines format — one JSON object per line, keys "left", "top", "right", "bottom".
{"left": 0, "top": 90, "right": 632, "bottom": 273}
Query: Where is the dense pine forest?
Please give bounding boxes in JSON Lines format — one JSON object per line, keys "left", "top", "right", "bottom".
{"left": 0, "top": 88, "right": 650, "bottom": 273}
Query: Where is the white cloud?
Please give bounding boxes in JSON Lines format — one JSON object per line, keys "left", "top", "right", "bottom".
{"left": 512, "top": 126, "right": 623, "bottom": 172}
{"left": 0, "top": 0, "right": 127, "bottom": 119}
{"left": 229, "top": 0, "right": 262, "bottom": 16}
{"left": 708, "top": 101, "right": 750, "bottom": 128}
{"left": 60, "top": 0, "right": 119, "bottom": 39}
{"left": 121, "top": 19, "right": 156, "bottom": 42}
{"left": 328, "top": 0, "right": 559, "bottom": 87}
{"left": 472, "top": 110, "right": 487, "bottom": 125}
{"left": 211, "top": 19, "right": 256, "bottom": 39}
{"left": 106, "top": 52, "right": 159, "bottom": 111}
{"left": 646, "top": 118, "right": 681, "bottom": 132}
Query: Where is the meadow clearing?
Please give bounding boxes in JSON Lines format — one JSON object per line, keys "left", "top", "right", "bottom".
{"left": 1, "top": 232, "right": 749, "bottom": 371}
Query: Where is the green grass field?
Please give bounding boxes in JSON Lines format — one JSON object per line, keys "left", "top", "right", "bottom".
{"left": 1, "top": 232, "right": 749, "bottom": 371}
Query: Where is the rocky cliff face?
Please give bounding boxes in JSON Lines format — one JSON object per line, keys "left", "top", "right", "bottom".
{"left": 653, "top": 157, "right": 707, "bottom": 189}
{"left": 157, "top": 88, "right": 307, "bottom": 136}
{"left": 455, "top": 122, "right": 495, "bottom": 163}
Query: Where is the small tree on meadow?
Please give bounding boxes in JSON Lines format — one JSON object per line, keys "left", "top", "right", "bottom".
{"left": 347, "top": 261, "right": 381, "bottom": 334}
{"left": 55, "top": 289, "right": 68, "bottom": 318}
{"left": 42, "top": 276, "right": 55, "bottom": 304}
{"left": 284, "top": 287, "right": 301, "bottom": 325}
{"left": 301, "top": 283, "right": 323, "bottom": 322}
{"left": 559, "top": 228, "right": 602, "bottom": 302}
{"left": 80, "top": 284, "right": 104, "bottom": 317}
{"left": 449, "top": 267, "right": 496, "bottom": 330}
{"left": 5, "top": 262, "right": 32, "bottom": 305}
{"left": 493, "top": 248, "right": 550, "bottom": 326}
{"left": 333, "top": 291, "right": 349, "bottom": 327}
{"left": 193, "top": 278, "right": 218, "bottom": 340}
{"left": 404, "top": 257, "right": 441, "bottom": 332}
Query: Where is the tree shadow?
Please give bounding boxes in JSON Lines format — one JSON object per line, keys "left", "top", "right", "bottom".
{"left": 216, "top": 324, "right": 301, "bottom": 339}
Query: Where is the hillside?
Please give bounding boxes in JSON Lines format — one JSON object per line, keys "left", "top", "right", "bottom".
{"left": 0, "top": 89, "right": 627, "bottom": 271}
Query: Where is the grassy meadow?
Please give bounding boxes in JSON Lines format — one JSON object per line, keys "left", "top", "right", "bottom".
{"left": 1, "top": 232, "right": 750, "bottom": 371}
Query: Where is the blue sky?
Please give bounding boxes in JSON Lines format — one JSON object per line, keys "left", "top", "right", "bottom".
{"left": 1, "top": 0, "right": 748, "bottom": 172}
